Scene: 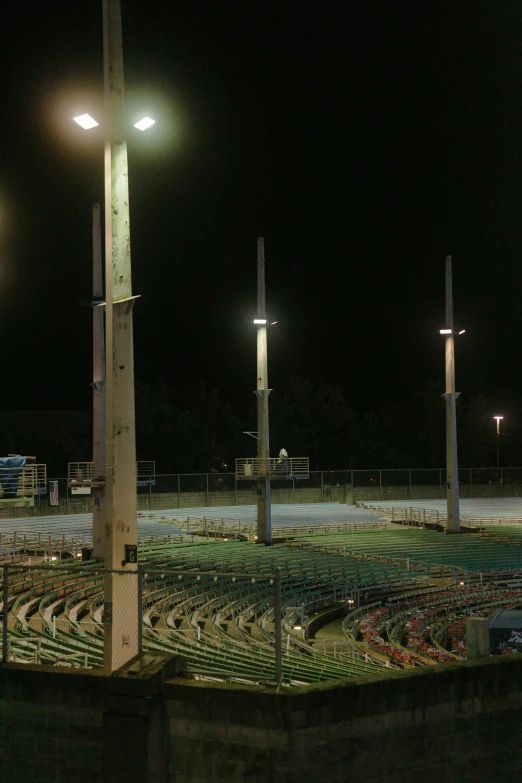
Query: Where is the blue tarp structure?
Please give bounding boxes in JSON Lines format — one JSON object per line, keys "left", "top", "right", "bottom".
{"left": 0, "top": 456, "right": 27, "bottom": 498}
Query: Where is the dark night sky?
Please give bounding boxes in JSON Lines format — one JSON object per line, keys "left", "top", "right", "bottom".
{"left": 0, "top": 1, "right": 521, "bottom": 422}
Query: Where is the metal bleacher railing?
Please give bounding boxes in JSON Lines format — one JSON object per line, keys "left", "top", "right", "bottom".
{"left": 1, "top": 560, "right": 390, "bottom": 685}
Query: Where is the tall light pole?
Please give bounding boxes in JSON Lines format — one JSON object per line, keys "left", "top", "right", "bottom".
{"left": 255, "top": 238, "right": 272, "bottom": 545}
{"left": 493, "top": 416, "right": 504, "bottom": 469}
{"left": 102, "top": 0, "right": 139, "bottom": 672}
{"left": 440, "top": 255, "right": 460, "bottom": 533}
{"left": 92, "top": 203, "right": 105, "bottom": 559}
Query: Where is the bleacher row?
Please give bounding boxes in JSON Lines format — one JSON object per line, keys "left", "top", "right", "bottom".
{"left": 343, "top": 585, "right": 522, "bottom": 667}
{"left": 3, "top": 523, "right": 522, "bottom": 683}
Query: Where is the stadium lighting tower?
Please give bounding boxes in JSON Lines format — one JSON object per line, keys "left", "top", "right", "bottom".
{"left": 494, "top": 416, "right": 504, "bottom": 468}
{"left": 255, "top": 238, "right": 272, "bottom": 545}
{"left": 441, "top": 255, "right": 461, "bottom": 533}
{"left": 101, "top": 0, "right": 140, "bottom": 673}
{"left": 66, "top": 1, "right": 159, "bottom": 673}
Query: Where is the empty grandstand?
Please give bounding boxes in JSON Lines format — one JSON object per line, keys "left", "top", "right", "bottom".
{"left": 3, "top": 502, "right": 522, "bottom": 685}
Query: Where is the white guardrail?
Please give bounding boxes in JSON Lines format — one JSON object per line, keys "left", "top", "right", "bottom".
{"left": 235, "top": 457, "right": 309, "bottom": 480}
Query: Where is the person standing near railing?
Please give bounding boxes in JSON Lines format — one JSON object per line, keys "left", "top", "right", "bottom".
{"left": 276, "top": 448, "right": 289, "bottom": 476}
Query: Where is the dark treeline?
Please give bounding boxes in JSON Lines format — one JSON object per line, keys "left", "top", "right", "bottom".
{"left": 2, "top": 377, "right": 518, "bottom": 476}
{"left": 135, "top": 377, "right": 522, "bottom": 473}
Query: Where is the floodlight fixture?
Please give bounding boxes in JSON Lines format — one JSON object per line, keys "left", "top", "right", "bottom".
{"left": 134, "top": 116, "right": 156, "bottom": 131}
{"left": 254, "top": 318, "right": 267, "bottom": 325}
{"left": 73, "top": 114, "right": 99, "bottom": 130}
{"left": 439, "top": 328, "right": 452, "bottom": 335}
{"left": 458, "top": 329, "right": 466, "bottom": 335}
{"left": 494, "top": 416, "right": 504, "bottom": 421}
{"left": 270, "top": 321, "right": 278, "bottom": 325}
{"left": 293, "top": 625, "right": 302, "bottom": 630}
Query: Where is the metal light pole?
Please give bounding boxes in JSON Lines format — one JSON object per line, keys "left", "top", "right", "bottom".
{"left": 92, "top": 203, "right": 106, "bottom": 558}
{"left": 494, "top": 416, "right": 504, "bottom": 469}
{"left": 102, "top": 0, "right": 139, "bottom": 672}
{"left": 255, "top": 238, "right": 272, "bottom": 545}
{"left": 442, "top": 255, "right": 460, "bottom": 533}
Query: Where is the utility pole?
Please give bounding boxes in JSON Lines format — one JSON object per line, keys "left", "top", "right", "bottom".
{"left": 102, "top": 0, "right": 139, "bottom": 671}
{"left": 443, "top": 255, "right": 460, "bottom": 533}
{"left": 92, "top": 203, "right": 105, "bottom": 559}
{"left": 256, "top": 238, "right": 272, "bottom": 544}
{"left": 493, "top": 416, "right": 504, "bottom": 469}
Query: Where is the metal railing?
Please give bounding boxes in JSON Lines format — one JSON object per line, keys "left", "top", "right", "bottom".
{"left": 0, "top": 463, "right": 46, "bottom": 501}
{"left": 235, "top": 457, "right": 309, "bottom": 480}
{"left": 68, "top": 460, "right": 156, "bottom": 488}
{"left": 68, "top": 461, "right": 97, "bottom": 487}
{"left": 137, "top": 461, "right": 156, "bottom": 485}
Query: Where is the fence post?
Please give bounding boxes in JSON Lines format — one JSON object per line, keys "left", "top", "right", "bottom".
{"left": 274, "top": 568, "right": 282, "bottom": 687}
{"left": 235, "top": 476, "right": 238, "bottom": 506}
{"left": 3, "top": 565, "right": 8, "bottom": 663}
{"left": 138, "top": 566, "right": 143, "bottom": 653}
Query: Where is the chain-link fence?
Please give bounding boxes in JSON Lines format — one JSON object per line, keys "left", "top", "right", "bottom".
{"left": 1, "top": 467, "right": 520, "bottom": 519}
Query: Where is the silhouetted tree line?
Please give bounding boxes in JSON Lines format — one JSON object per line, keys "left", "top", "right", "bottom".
{"left": 135, "top": 377, "right": 522, "bottom": 473}
{"left": 2, "top": 377, "right": 519, "bottom": 476}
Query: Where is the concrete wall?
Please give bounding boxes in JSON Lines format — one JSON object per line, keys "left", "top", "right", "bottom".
{"left": 7, "top": 482, "right": 521, "bottom": 518}
{"left": 2, "top": 653, "right": 522, "bottom": 783}
{"left": 0, "top": 666, "right": 105, "bottom": 783}
{"left": 165, "top": 656, "right": 522, "bottom": 783}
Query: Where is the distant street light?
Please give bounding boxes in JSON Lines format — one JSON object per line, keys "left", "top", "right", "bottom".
{"left": 494, "top": 416, "right": 504, "bottom": 469}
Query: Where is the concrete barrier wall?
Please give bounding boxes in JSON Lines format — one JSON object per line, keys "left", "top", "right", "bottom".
{"left": 3, "top": 654, "right": 522, "bottom": 783}
{"left": 5, "top": 483, "right": 521, "bottom": 518}
{"left": 164, "top": 656, "right": 522, "bottom": 783}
